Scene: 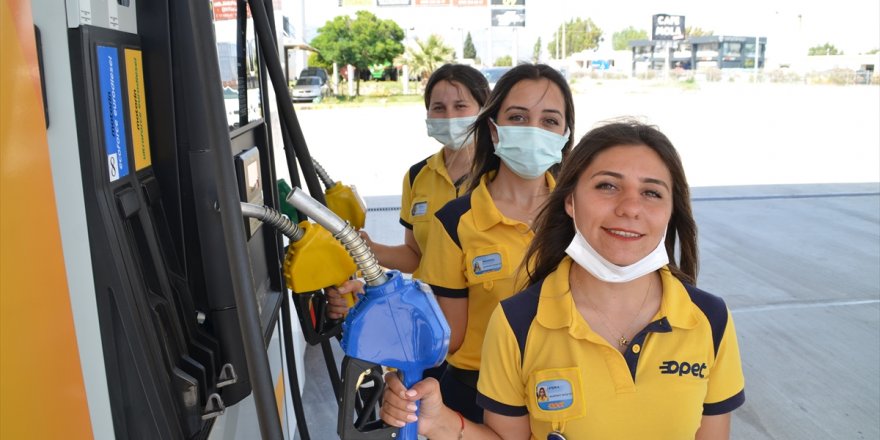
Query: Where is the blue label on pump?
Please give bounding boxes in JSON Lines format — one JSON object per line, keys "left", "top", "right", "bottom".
{"left": 96, "top": 45, "right": 129, "bottom": 181}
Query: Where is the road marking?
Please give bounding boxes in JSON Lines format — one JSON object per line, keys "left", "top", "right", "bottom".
{"left": 693, "top": 192, "right": 879, "bottom": 202}
{"left": 732, "top": 299, "right": 880, "bottom": 314}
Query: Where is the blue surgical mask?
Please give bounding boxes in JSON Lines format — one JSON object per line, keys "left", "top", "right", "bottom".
{"left": 426, "top": 116, "right": 477, "bottom": 150}
{"left": 491, "top": 119, "right": 569, "bottom": 179}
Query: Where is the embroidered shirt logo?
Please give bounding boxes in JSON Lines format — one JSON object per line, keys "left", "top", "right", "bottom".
{"left": 472, "top": 253, "right": 502, "bottom": 275}
{"left": 411, "top": 201, "right": 428, "bottom": 217}
{"left": 535, "top": 379, "right": 574, "bottom": 411}
{"left": 659, "top": 360, "right": 707, "bottom": 378}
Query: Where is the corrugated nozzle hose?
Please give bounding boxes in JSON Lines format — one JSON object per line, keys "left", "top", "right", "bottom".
{"left": 285, "top": 187, "right": 387, "bottom": 287}
{"left": 311, "top": 158, "right": 335, "bottom": 189}
{"left": 240, "top": 202, "right": 304, "bottom": 242}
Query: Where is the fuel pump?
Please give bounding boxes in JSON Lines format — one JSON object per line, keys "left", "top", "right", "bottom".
{"left": 286, "top": 188, "right": 450, "bottom": 440}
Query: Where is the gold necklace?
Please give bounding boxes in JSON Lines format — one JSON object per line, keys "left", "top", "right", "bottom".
{"left": 583, "top": 277, "right": 654, "bottom": 348}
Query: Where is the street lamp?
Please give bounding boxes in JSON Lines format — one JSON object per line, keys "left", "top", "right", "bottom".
{"left": 452, "top": 27, "right": 464, "bottom": 62}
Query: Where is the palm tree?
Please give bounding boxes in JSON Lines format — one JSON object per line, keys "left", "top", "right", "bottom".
{"left": 406, "top": 35, "right": 455, "bottom": 80}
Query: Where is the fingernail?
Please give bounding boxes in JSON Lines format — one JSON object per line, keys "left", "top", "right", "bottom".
{"left": 406, "top": 414, "right": 417, "bottom": 422}
{"left": 406, "top": 404, "right": 417, "bottom": 411}
{"left": 405, "top": 390, "right": 417, "bottom": 397}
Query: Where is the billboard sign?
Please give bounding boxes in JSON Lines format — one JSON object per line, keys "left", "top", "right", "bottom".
{"left": 490, "top": 0, "right": 524, "bottom": 5}
{"left": 376, "top": 0, "right": 412, "bottom": 5}
{"left": 454, "top": 0, "right": 486, "bottom": 5}
{"left": 652, "top": 14, "right": 685, "bottom": 40}
{"left": 492, "top": 8, "right": 525, "bottom": 27}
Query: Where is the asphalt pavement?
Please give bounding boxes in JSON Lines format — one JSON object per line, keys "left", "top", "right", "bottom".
{"left": 294, "top": 182, "right": 880, "bottom": 440}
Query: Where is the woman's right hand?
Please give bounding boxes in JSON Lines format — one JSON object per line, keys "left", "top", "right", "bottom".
{"left": 324, "top": 278, "right": 363, "bottom": 319}
{"left": 380, "top": 372, "right": 447, "bottom": 436}
{"left": 358, "top": 230, "right": 375, "bottom": 248}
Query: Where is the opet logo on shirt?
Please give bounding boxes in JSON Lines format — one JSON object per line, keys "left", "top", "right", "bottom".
{"left": 659, "top": 360, "right": 708, "bottom": 378}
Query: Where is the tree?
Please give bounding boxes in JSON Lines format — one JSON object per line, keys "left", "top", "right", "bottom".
{"left": 547, "top": 17, "right": 602, "bottom": 59}
{"left": 495, "top": 55, "right": 513, "bottom": 66}
{"left": 309, "top": 10, "right": 404, "bottom": 95}
{"left": 612, "top": 26, "right": 648, "bottom": 50}
{"left": 463, "top": 32, "right": 477, "bottom": 59}
{"left": 406, "top": 34, "right": 455, "bottom": 79}
{"left": 307, "top": 52, "right": 331, "bottom": 70}
{"left": 808, "top": 43, "right": 842, "bottom": 56}
{"left": 685, "top": 26, "right": 714, "bottom": 38}
{"left": 532, "top": 37, "right": 542, "bottom": 62}
{"left": 867, "top": 48, "right": 880, "bottom": 55}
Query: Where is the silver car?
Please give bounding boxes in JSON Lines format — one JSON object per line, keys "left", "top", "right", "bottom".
{"left": 291, "top": 76, "right": 327, "bottom": 103}
{"left": 481, "top": 67, "right": 512, "bottom": 90}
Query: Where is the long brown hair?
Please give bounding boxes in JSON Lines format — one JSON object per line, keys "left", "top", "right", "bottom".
{"left": 524, "top": 119, "right": 699, "bottom": 286}
{"left": 423, "top": 63, "right": 490, "bottom": 109}
{"left": 465, "top": 63, "right": 575, "bottom": 192}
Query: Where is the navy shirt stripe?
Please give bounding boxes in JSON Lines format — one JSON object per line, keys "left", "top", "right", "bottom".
{"left": 499, "top": 281, "right": 543, "bottom": 365}
{"left": 434, "top": 193, "right": 473, "bottom": 249}
{"left": 407, "top": 157, "right": 430, "bottom": 188}
{"left": 476, "top": 392, "right": 529, "bottom": 417}
{"left": 430, "top": 284, "right": 468, "bottom": 298}
{"left": 684, "top": 284, "right": 729, "bottom": 357}
{"left": 704, "top": 389, "right": 746, "bottom": 415}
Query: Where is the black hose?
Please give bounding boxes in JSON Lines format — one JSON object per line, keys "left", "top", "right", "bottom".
{"left": 246, "top": 0, "right": 327, "bottom": 206}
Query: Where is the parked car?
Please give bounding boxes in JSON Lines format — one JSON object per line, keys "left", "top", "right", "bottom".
{"left": 481, "top": 66, "right": 512, "bottom": 90}
{"left": 291, "top": 76, "right": 328, "bottom": 103}
{"left": 298, "top": 67, "right": 328, "bottom": 85}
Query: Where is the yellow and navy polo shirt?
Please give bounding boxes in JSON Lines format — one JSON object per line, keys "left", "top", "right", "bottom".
{"left": 399, "top": 149, "right": 465, "bottom": 276}
{"left": 476, "top": 257, "right": 745, "bottom": 439}
{"left": 418, "top": 172, "right": 556, "bottom": 371}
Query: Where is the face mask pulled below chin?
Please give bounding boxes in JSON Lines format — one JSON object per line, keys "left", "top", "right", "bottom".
{"left": 426, "top": 116, "right": 477, "bottom": 150}
{"left": 565, "top": 219, "right": 669, "bottom": 283}
{"left": 492, "top": 120, "right": 569, "bottom": 179}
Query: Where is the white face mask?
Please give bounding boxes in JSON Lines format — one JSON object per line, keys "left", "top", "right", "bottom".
{"left": 426, "top": 116, "right": 478, "bottom": 150}
{"left": 564, "top": 199, "right": 669, "bottom": 283}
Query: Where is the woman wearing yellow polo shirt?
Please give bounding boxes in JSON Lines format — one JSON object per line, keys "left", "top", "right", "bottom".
{"left": 360, "top": 64, "right": 490, "bottom": 275}
{"left": 380, "top": 121, "right": 745, "bottom": 439}
{"left": 415, "top": 64, "right": 575, "bottom": 423}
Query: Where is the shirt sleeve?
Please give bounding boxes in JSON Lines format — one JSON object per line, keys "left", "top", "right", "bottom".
{"left": 703, "top": 309, "right": 746, "bottom": 415}
{"left": 417, "top": 212, "right": 467, "bottom": 297}
{"left": 476, "top": 305, "right": 529, "bottom": 416}
{"left": 399, "top": 170, "right": 413, "bottom": 230}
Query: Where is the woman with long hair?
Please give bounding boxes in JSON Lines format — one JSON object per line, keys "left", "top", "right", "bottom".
{"left": 415, "top": 63, "right": 575, "bottom": 423}
{"left": 381, "top": 120, "right": 745, "bottom": 439}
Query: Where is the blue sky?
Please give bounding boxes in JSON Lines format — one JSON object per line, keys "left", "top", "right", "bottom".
{"left": 292, "top": 0, "right": 879, "bottom": 61}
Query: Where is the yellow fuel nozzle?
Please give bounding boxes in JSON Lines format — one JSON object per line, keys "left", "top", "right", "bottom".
{"left": 283, "top": 221, "right": 358, "bottom": 308}
{"left": 325, "top": 181, "right": 366, "bottom": 231}
{"left": 311, "top": 158, "right": 367, "bottom": 230}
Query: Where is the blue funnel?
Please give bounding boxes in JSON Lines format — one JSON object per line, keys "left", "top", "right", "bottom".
{"left": 341, "top": 270, "right": 450, "bottom": 439}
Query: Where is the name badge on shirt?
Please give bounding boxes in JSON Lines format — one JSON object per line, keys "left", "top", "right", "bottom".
{"left": 527, "top": 367, "right": 585, "bottom": 424}
{"left": 472, "top": 253, "right": 502, "bottom": 275}
{"left": 536, "top": 379, "right": 574, "bottom": 411}
{"left": 411, "top": 201, "right": 428, "bottom": 217}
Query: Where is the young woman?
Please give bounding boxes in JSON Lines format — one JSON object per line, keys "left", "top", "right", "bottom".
{"left": 360, "top": 64, "right": 490, "bottom": 275}
{"left": 380, "top": 120, "right": 746, "bottom": 439}
{"left": 415, "top": 63, "right": 575, "bottom": 423}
